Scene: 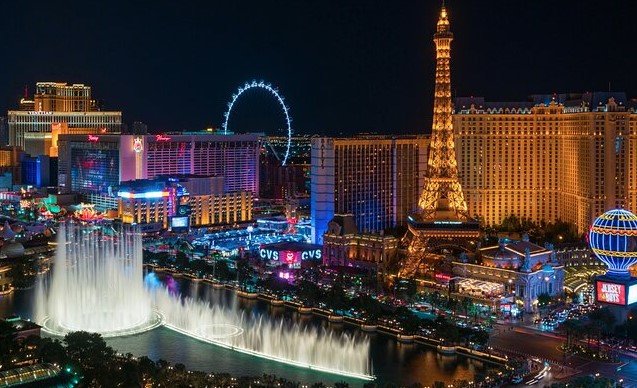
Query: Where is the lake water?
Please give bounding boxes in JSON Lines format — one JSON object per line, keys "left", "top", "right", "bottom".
{"left": 0, "top": 272, "right": 496, "bottom": 386}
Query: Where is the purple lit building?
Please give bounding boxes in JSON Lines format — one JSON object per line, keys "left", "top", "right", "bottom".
{"left": 57, "top": 133, "right": 260, "bottom": 196}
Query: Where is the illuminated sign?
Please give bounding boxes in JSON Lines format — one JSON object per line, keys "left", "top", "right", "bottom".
{"left": 260, "top": 249, "right": 279, "bottom": 260}
{"left": 87, "top": 135, "right": 99, "bottom": 142}
{"left": 133, "top": 137, "right": 143, "bottom": 153}
{"left": 171, "top": 216, "right": 189, "bottom": 229}
{"left": 301, "top": 249, "right": 321, "bottom": 260}
{"left": 434, "top": 221, "right": 463, "bottom": 225}
{"left": 596, "top": 281, "right": 626, "bottom": 305}
{"left": 628, "top": 284, "right": 637, "bottom": 305}
{"left": 283, "top": 251, "right": 295, "bottom": 264}
{"left": 155, "top": 134, "right": 171, "bottom": 141}
{"left": 118, "top": 191, "right": 168, "bottom": 199}
{"left": 435, "top": 273, "right": 451, "bottom": 282}
{"left": 259, "top": 248, "right": 322, "bottom": 262}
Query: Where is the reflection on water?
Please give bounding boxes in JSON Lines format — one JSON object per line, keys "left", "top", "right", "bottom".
{"left": 0, "top": 273, "right": 495, "bottom": 386}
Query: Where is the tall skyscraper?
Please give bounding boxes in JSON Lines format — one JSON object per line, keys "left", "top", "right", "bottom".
{"left": 8, "top": 82, "right": 121, "bottom": 154}
{"left": 310, "top": 135, "right": 428, "bottom": 244}
{"left": 0, "top": 117, "right": 8, "bottom": 146}
{"left": 454, "top": 92, "right": 637, "bottom": 234}
{"left": 400, "top": 4, "right": 480, "bottom": 277}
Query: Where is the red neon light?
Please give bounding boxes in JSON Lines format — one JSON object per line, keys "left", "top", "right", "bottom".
{"left": 596, "top": 281, "right": 626, "bottom": 305}
{"left": 435, "top": 273, "right": 451, "bottom": 282}
{"left": 155, "top": 134, "right": 171, "bottom": 141}
{"left": 87, "top": 135, "right": 99, "bottom": 142}
{"left": 283, "top": 251, "right": 297, "bottom": 264}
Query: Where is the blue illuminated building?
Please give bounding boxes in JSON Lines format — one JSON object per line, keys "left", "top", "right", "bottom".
{"left": 310, "top": 136, "right": 428, "bottom": 244}
{"left": 21, "top": 155, "right": 56, "bottom": 187}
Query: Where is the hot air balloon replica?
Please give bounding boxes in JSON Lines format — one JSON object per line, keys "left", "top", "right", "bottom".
{"left": 588, "top": 208, "right": 637, "bottom": 321}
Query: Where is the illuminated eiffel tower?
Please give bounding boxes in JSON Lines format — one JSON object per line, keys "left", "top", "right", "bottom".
{"left": 399, "top": 3, "right": 480, "bottom": 278}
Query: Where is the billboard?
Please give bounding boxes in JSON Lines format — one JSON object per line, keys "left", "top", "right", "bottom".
{"left": 596, "top": 281, "right": 626, "bottom": 305}
{"left": 70, "top": 148, "right": 119, "bottom": 193}
{"left": 628, "top": 284, "right": 637, "bottom": 305}
{"left": 171, "top": 216, "right": 189, "bottom": 229}
{"left": 259, "top": 247, "right": 322, "bottom": 268}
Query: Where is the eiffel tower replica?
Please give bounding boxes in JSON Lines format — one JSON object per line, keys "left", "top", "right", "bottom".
{"left": 399, "top": 3, "right": 480, "bottom": 278}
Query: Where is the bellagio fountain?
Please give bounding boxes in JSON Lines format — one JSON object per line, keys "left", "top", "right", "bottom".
{"left": 35, "top": 222, "right": 372, "bottom": 380}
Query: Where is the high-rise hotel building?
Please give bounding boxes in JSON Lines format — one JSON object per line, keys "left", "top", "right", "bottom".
{"left": 8, "top": 82, "right": 121, "bottom": 154}
{"left": 454, "top": 92, "right": 637, "bottom": 233}
{"left": 310, "top": 135, "right": 428, "bottom": 244}
{"left": 57, "top": 133, "right": 260, "bottom": 196}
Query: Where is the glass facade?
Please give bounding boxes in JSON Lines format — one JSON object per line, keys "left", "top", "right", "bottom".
{"left": 71, "top": 148, "right": 119, "bottom": 194}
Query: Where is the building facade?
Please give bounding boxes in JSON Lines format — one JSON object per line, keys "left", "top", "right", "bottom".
{"left": 310, "top": 135, "right": 428, "bottom": 244}
{"left": 8, "top": 82, "right": 121, "bottom": 153}
{"left": 322, "top": 215, "right": 398, "bottom": 271}
{"left": 0, "top": 147, "right": 23, "bottom": 185}
{"left": 57, "top": 133, "right": 260, "bottom": 196}
{"left": 452, "top": 238, "right": 565, "bottom": 312}
{"left": 454, "top": 92, "right": 637, "bottom": 233}
{"left": 117, "top": 175, "right": 252, "bottom": 229}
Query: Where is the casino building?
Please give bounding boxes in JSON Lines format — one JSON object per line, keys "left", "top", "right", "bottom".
{"left": 259, "top": 241, "right": 323, "bottom": 281}
{"left": 310, "top": 135, "right": 428, "bottom": 244}
{"left": 8, "top": 82, "right": 121, "bottom": 153}
{"left": 454, "top": 92, "right": 637, "bottom": 234}
{"left": 57, "top": 133, "right": 260, "bottom": 195}
{"left": 321, "top": 214, "right": 399, "bottom": 272}
{"left": 452, "top": 237, "right": 564, "bottom": 312}
{"left": 117, "top": 175, "right": 252, "bottom": 230}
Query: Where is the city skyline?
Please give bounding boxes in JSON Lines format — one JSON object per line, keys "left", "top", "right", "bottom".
{"left": 1, "top": 1, "right": 636, "bottom": 134}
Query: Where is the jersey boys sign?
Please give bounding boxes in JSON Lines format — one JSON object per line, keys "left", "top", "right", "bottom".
{"left": 596, "top": 281, "right": 626, "bottom": 305}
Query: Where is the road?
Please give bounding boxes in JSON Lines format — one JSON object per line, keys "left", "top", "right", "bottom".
{"left": 490, "top": 324, "right": 637, "bottom": 386}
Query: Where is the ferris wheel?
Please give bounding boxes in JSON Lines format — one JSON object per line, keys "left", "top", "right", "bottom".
{"left": 222, "top": 80, "right": 292, "bottom": 165}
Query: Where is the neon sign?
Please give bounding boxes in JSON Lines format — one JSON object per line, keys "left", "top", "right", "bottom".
{"left": 301, "top": 250, "right": 321, "bottom": 260}
{"left": 155, "top": 135, "right": 171, "bottom": 141}
{"left": 133, "top": 137, "right": 143, "bottom": 153}
{"left": 118, "top": 191, "right": 168, "bottom": 199}
{"left": 596, "top": 281, "right": 626, "bottom": 305}
{"left": 259, "top": 248, "right": 322, "bottom": 262}
{"left": 87, "top": 135, "right": 99, "bottom": 142}
{"left": 435, "top": 273, "right": 451, "bottom": 282}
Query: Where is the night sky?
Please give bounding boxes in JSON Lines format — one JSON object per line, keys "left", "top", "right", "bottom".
{"left": 1, "top": 1, "right": 635, "bottom": 135}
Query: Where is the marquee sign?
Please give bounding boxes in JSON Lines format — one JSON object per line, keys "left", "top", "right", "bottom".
{"left": 596, "top": 281, "right": 626, "bottom": 305}
{"left": 133, "top": 137, "right": 143, "bottom": 153}
{"left": 87, "top": 135, "right": 99, "bottom": 142}
{"left": 259, "top": 247, "right": 322, "bottom": 264}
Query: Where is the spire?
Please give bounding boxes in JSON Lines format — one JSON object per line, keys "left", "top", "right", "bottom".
{"left": 437, "top": 1, "right": 450, "bottom": 33}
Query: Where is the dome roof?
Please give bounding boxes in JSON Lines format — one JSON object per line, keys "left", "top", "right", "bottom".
{"left": 541, "top": 264, "right": 555, "bottom": 274}
{"left": 589, "top": 208, "right": 637, "bottom": 277}
{"left": 1, "top": 242, "right": 25, "bottom": 258}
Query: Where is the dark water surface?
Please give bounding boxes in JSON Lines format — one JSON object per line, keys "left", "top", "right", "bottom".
{"left": 0, "top": 273, "right": 495, "bottom": 386}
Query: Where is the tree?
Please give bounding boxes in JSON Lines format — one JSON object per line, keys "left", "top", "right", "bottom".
{"left": 537, "top": 293, "right": 553, "bottom": 308}
{"left": 236, "top": 258, "right": 253, "bottom": 289}
{"left": 64, "top": 331, "right": 115, "bottom": 384}
{"left": 562, "top": 319, "right": 581, "bottom": 350}
{"left": 7, "top": 257, "right": 36, "bottom": 289}
{"left": 37, "top": 337, "right": 68, "bottom": 365}
{"left": 214, "top": 260, "right": 232, "bottom": 281}
{"left": 174, "top": 251, "right": 190, "bottom": 268}
{"left": 326, "top": 283, "right": 349, "bottom": 312}
{"left": 395, "top": 307, "right": 421, "bottom": 334}
{"left": 296, "top": 280, "right": 323, "bottom": 306}
{"left": 0, "top": 320, "right": 17, "bottom": 370}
